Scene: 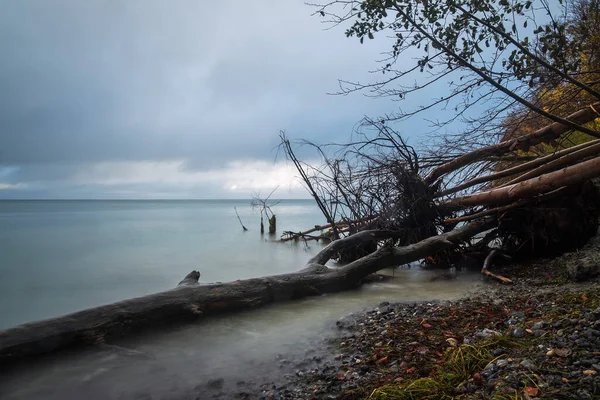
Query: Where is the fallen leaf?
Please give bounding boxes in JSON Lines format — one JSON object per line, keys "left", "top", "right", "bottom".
{"left": 377, "top": 356, "right": 389, "bottom": 365}
{"left": 422, "top": 323, "right": 433, "bottom": 329}
{"left": 561, "top": 377, "right": 569, "bottom": 383}
{"left": 446, "top": 338, "right": 458, "bottom": 347}
{"left": 546, "top": 348, "right": 572, "bottom": 357}
{"left": 400, "top": 361, "right": 409, "bottom": 370}
{"left": 523, "top": 386, "right": 539, "bottom": 397}
{"left": 394, "top": 377, "right": 404, "bottom": 382}
{"left": 583, "top": 369, "right": 598, "bottom": 376}
{"left": 405, "top": 367, "right": 416, "bottom": 373}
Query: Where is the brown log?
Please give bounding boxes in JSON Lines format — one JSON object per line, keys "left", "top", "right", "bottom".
{"left": 442, "top": 156, "right": 600, "bottom": 208}
{"left": 435, "top": 139, "right": 600, "bottom": 198}
{"left": 0, "top": 219, "right": 494, "bottom": 366}
{"left": 501, "top": 140, "right": 600, "bottom": 187}
{"left": 426, "top": 101, "right": 600, "bottom": 185}
{"left": 443, "top": 186, "right": 571, "bottom": 224}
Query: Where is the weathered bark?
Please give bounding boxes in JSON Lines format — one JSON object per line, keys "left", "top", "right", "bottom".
{"left": 442, "top": 156, "right": 600, "bottom": 208}
{"left": 501, "top": 140, "right": 600, "bottom": 187}
{"left": 279, "top": 217, "right": 373, "bottom": 242}
{"left": 0, "top": 218, "right": 493, "bottom": 365}
{"left": 436, "top": 138, "right": 600, "bottom": 198}
{"left": 268, "top": 214, "right": 276, "bottom": 234}
{"left": 443, "top": 186, "right": 570, "bottom": 224}
{"left": 426, "top": 101, "right": 600, "bottom": 185}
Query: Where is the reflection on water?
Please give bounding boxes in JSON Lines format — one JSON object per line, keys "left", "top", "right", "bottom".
{"left": 0, "top": 268, "right": 483, "bottom": 400}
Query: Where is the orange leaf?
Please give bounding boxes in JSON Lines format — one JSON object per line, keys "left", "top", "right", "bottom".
{"left": 523, "top": 387, "right": 539, "bottom": 397}
{"left": 377, "top": 356, "right": 389, "bottom": 365}
{"left": 405, "top": 367, "right": 416, "bottom": 373}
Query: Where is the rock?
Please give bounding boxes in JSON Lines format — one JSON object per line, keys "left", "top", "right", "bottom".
{"left": 532, "top": 321, "right": 548, "bottom": 330}
{"left": 476, "top": 328, "right": 502, "bottom": 339}
{"left": 566, "top": 256, "right": 600, "bottom": 281}
{"left": 511, "top": 327, "right": 527, "bottom": 338}
{"left": 207, "top": 378, "right": 225, "bottom": 390}
{"left": 520, "top": 359, "right": 536, "bottom": 370}
{"left": 534, "top": 329, "right": 546, "bottom": 338}
{"left": 576, "top": 389, "right": 592, "bottom": 399}
{"left": 496, "top": 359, "right": 508, "bottom": 368}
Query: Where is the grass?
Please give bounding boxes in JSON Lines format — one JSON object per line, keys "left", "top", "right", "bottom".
{"left": 367, "top": 336, "right": 526, "bottom": 400}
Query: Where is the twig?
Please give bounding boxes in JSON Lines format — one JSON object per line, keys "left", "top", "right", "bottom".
{"left": 234, "top": 207, "right": 248, "bottom": 232}
{"left": 481, "top": 249, "right": 513, "bottom": 284}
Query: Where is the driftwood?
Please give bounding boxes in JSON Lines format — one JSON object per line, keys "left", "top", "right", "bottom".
{"left": 481, "top": 249, "right": 513, "bottom": 284}
{"left": 279, "top": 217, "right": 374, "bottom": 242}
{"left": 0, "top": 218, "right": 493, "bottom": 366}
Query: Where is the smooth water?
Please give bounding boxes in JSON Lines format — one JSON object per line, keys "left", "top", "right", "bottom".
{"left": 0, "top": 199, "right": 322, "bottom": 329}
{"left": 0, "top": 200, "right": 483, "bottom": 399}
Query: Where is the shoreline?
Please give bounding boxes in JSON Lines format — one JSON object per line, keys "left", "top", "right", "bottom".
{"left": 226, "top": 234, "right": 600, "bottom": 399}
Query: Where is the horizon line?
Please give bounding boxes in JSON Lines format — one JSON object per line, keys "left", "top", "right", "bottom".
{"left": 0, "top": 198, "right": 314, "bottom": 201}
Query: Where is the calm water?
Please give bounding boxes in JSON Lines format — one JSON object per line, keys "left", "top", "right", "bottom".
{"left": 0, "top": 199, "right": 323, "bottom": 329}
{"left": 0, "top": 200, "right": 483, "bottom": 399}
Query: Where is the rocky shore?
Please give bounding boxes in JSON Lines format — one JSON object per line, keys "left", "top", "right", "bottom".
{"left": 215, "top": 235, "right": 600, "bottom": 400}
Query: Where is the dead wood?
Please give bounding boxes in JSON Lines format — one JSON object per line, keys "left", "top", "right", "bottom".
{"left": 501, "top": 140, "right": 600, "bottom": 187}
{"left": 279, "top": 217, "right": 374, "bottom": 242}
{"left": 0, "top": 218, "right": 493, "bottom": 365}
{"left": 436, "top": 138, "right": 600, "bottom": 198}
{"left": 426, "top": 101, "right": 600, "bottom": 185}
{"left": 481, "top": 249, "right": 513, "bottom": 284}
{"left": 443, "top": 186, "right": 571, "bottom": 224}
{"left": 234, "top": 207, "right": 249, "bottom": 231}
{"left": 442, "top": 156, "right": 600, "bottom": 208}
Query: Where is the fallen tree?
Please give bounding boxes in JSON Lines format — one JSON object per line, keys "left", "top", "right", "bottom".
{"left": 0, "top": 218, "right": 493, "bottom": 366}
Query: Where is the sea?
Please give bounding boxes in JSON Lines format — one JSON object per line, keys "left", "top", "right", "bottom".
{"left": 0, "top": 199, "right": 323, "bottom": 330}
{"left": 0, "top": 199, "right": 483, "bottom": 399}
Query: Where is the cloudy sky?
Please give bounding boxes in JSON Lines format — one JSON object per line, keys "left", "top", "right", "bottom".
{"left": 0, "top": 0, "right": 407, "bottom": 199}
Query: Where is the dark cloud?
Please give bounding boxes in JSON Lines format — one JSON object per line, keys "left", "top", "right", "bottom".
{"left": 0, "top": 0, "right": 395, "bottom": 197}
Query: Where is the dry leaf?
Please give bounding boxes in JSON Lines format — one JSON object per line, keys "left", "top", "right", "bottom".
{"left": 377, "top": 356, "right": 389, "bottom": 365}
{"left": 583, "top": 369, "right": 598, "bottom": 376}
{"left": 546, "top": 348, "right": 572, "bottom": 357}
{"left": 523, "top": 386, "right": 539, "bottom": 397}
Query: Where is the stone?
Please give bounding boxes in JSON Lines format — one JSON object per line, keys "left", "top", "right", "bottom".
{"left": 520, "top": 359, "right": 536, "bottom": 370}
{"left": 511, "top": 327, "right": 527, "bottom": 338}
{"left": 532, "top": 321, "right": 547, "bottom": 330}
{"left": 566, "top": 256, "right": 600, "bottom": 281}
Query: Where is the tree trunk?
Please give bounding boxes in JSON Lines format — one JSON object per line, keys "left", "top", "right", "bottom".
{"left": 0, "top": 219, "right": 493, "bottom": 366}
{"left": 442, "top": 156, "right": 600, "bottom": 208}
{"left": 426, "top": 101, "right": 600, "bottom": 185}
{"left": 268, "top": 214, "right": 276, "bottom": 234}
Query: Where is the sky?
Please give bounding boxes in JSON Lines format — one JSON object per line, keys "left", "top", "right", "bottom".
{"left": 0, "top": 0, "right": 409, "bottom": 199}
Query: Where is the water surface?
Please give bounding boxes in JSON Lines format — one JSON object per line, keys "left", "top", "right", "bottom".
{"left": 0, "top": 200, "right": 483, "bottom": 399}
